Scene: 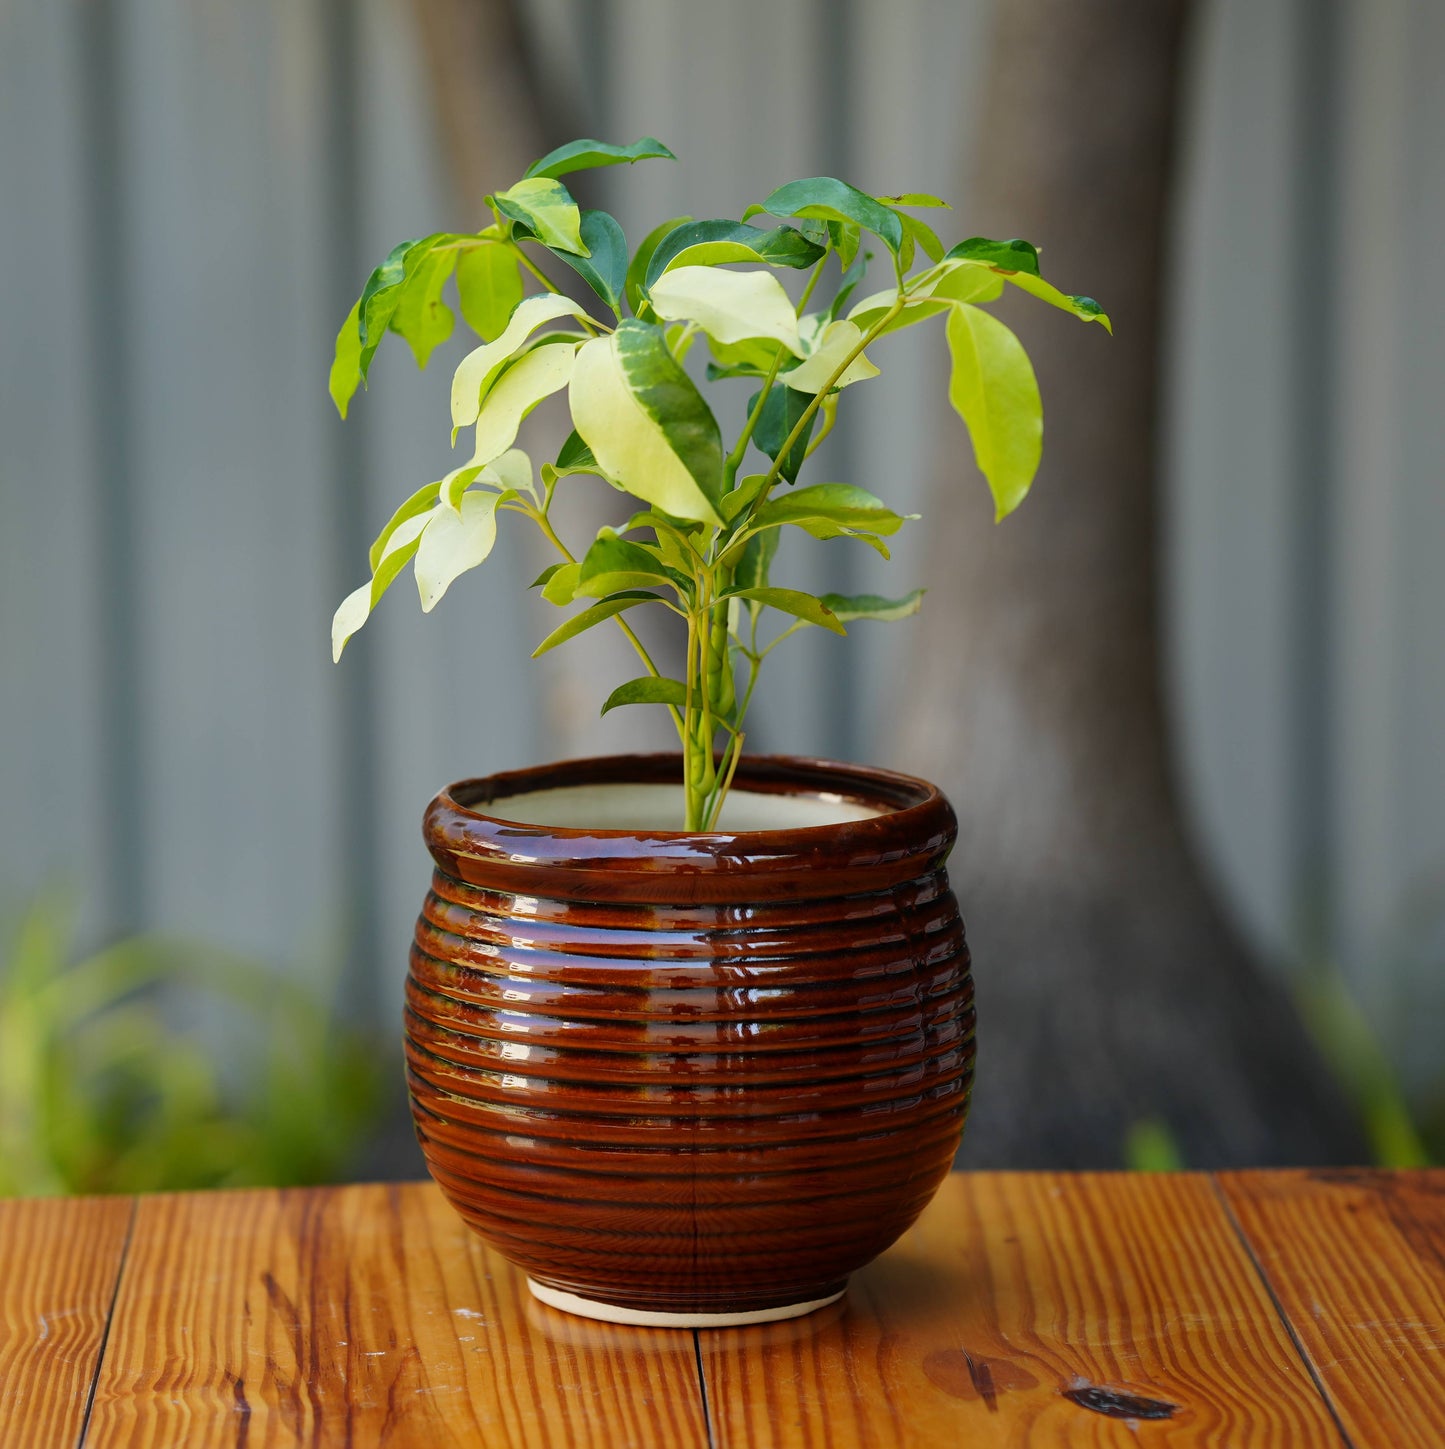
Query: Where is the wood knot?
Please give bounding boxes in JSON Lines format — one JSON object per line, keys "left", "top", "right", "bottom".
{"left": 1062, "top": 1378, "right": 1179, "bottom": 1420}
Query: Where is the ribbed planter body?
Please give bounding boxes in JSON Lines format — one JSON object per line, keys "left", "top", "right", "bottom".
{"left": 405, "top": 753, "right": 974, "bottom": 1321}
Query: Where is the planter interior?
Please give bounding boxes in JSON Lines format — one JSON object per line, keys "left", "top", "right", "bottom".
{"left": 405, "top": 753, "right": 974, "bottom": 1326}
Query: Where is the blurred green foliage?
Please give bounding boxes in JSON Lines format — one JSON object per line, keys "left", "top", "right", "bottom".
{"left": 0, "top": 894, "right": 384, "bottom": 1197}
{"left": 1123, "top": 963, "right": 1440, "bottom": 1172}
{"left": 1124, "top": 1118, "right": 1186, "bottom": 1173}
{"left": 1298, "top": 965, "right": 1433, "bottom": 1169}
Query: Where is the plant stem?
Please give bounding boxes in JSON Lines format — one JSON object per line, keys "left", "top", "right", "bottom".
{"left": 753, "top": 293, "right": 906, "bottom": 511}
{"left": 721, "top": 348, "right": 786, "bottom": 489}
{"left": 527, "top": 504, "right": 684, "bottom": 741}
{"left": 794, "top": 249, "right": 830, "bottom": 315}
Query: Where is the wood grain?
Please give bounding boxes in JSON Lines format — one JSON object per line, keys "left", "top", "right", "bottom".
{"left": 84, "top": 1182, "right": 708, "bottom": 1448}
{"left": 1220, "top": 1168, "right": 1445, "bottom": 1449}
{"left": 697, "top": 1171, "right": 1343, "bottom": 1447}
{"left": 0, "top": 1194, "right": 133, "bottom": 1449}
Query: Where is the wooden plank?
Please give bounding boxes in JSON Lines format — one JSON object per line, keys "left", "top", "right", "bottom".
{"left": 1220, "top": 1168, "right": 1445, "bottom": 1449}
{"left": 0, "top": 1195, "right": 134, "bottom": 1449}
{"left": 698, "top": 1171, "right": 1343, "bottom": 1447}
{"left": 85, "top": 1182, "right": 707, "bottom": 1448}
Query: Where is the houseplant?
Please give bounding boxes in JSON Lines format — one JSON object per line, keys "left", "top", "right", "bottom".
{"left": 331, "top": 137, "right": 1106, "bottom": 1325}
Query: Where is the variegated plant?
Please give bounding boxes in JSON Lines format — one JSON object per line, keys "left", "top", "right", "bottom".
{"left": 330, "top": 137, "right": 1107, "bottom": 830}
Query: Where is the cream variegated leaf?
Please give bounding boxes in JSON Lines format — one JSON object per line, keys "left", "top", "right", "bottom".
{"left": 451, "top": 293, "right": 589, "bottom": 433}
{"left": 569, "top": 329, "right": 723, "bottom": 525}
{"left": 415, "top": 491, "right": 501, "bottom": 612}
{"left": 648, "top": 266, "right": 802, "bottom": 354}
{"left": 782, "top": 318, "right": 880, "bottom": 393}
{"left": 331, "top": 510, "right": 432, "bottom": 662}
{"left": 461, "top": 343, "right": 578, "bottom": 477}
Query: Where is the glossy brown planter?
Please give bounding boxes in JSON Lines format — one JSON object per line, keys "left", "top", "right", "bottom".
{"left": 405, "top": 753, "right": 974, "bottom": 1326}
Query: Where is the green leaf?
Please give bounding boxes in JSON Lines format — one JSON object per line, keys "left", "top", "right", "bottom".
{"left": 944, "top": 238, "right": 1111, "bottom": 329}
{"left": 553, "top": 429, "right": 601, "bottom": 477}
{"left": 627, "top": 214, "right": 691, "bottom": 316}
{"left": 726, "top": 586, "right": 846, "bottom": 634}
{"left": 492, "top": 177, "right": 587, "bottom": 256}
{"left": 756, "top": 483, "right": 907, "bottom": 535}
{"left": 845, "top": 261, "right": 1003, "bottom": 336}
{"left": 389, "top": 245, "right": 457, "bottom": 367}
{"left": 829, "top": 250, "right": 871, "bottom": 321}
{"left": 540, "top": 562, "right": 581, "bottom": 604}
{"left": 643, "top": 219, "right": 826, "bottom": 290}
{"left": 722, "top": 471, "right": 771, "bottom": 523}
{"left": 893, "top": 210, "right": 944, "bottom": 266}
{"left": 704, "top": 335, "right": 786, "bottom": 381}
{"left": 750, "top": 178, "right": 905, "bottom": 257}
{"left": 569, "top": 322, "right": 724, "bottom": 524}
{"left": 783, "top": 317, "right": 880, "bottom": 392}
{"left": 451, "top": 293, "right": 589, "bottom": 433}
{"left": 332, "top": 232, "right": 467, "bottom": 413}
{"left": 876, "top": 193, "right": 950, "bottom": 209}
{"left": 818, "top": 589, "right": 924, "bottom": 622}
{"left": 946, "top": 302, "right": 1042, "bottom": 520}
{"left": 329, "top": 299, "right": 363, "bottom": 418}
{"left": 827, "top": 219, "right": 861, "bottom": 270}
{"left": 575, "top": 532, "right": 680, "bottom": 599}
{"left": 357, "top": 233, "right": 451, "bottom": 369}
{"left": 749, "top": 385, "right": 814, "bottom": 482}
{"left": 531, "top": 592, "right": 659, "bottom": 656}
{"left": 524, "top": 136, "right": 676, "bottom": 181}
{"left": 456, "top": 242, "right": 524, "bottom": 340}
{"left": 414, "top": 489, "right": 500, "bottom": 612}
{"left": 732, "top": 527, "right": 779, "bottom": 595}
{"left": 530, "top": 563, "right": 567, "bottom": 588}
{"left": 792, "top": 521, "right": 891, "bottom": 558}
{"left": 368, "top": 481, "right": 442, "bottom": 571}
{"left": 947, "top": 236, "right": 1041, "bottom": 274}
{"left": 600, "top": 675, "right": 688, "bottom": 716}
{"left": 548, "top": 209, "right": 628, "bottom": 315}
{"left": 649, "top": 266, "right": 801, "bottom": 352}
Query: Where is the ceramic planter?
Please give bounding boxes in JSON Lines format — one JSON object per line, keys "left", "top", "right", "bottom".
{"left": 404, "top": 752, "right": 974, "bottom": 1326}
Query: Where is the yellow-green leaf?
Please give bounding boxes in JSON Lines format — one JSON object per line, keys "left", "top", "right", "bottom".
{"left": 945, "top": 303, "right": 1042, "bottom": 520}
{"left": 456, "top": 242, "right": 525, "bottom": 340}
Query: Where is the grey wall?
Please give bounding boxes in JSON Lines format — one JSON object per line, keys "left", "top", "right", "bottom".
{"left": 2, "top": 0, "right": 1440, "bottom": 1104}
{"left": 1168, "top": 0, "right": 1445, "bottom": 1095}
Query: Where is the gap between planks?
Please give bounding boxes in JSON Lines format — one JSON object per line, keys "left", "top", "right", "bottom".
{"left": 75, "top": 1196, "right": 138, "bottom": 1449}
{"left": 1209, "top": 1173, "right": 1356, "bottom": 1449}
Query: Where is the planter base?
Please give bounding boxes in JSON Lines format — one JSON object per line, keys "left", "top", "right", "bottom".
{"left": 526, "top": 1278, "right": 847, "bottom": 1328}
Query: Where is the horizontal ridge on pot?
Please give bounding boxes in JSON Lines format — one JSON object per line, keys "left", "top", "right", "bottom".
{"left": 406, "top": 753, "right": 974, "bottom": 1319}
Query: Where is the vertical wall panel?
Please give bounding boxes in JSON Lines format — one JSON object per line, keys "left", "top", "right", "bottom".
{"left": 1164, "top": 0, "right": 1303, "bottom": 970}
{"left": 1332, "top": 0, "right": 1445, "bottom": 1093}
{"left": 353, "top": 0, "right": 542, "bottom": 1008}
{"left": 114, "top": 0, "right": 346, "bottom": 971}
{"left": 0, "top": 6, "right": 110, "bottom": 939}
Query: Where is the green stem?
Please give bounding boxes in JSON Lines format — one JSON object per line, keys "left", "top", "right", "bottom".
{"left": 528, "top": 504, "right": 684, "bottom": 741}
{"left": 794, "top": 247, "right": 831, "bottom": 316}
{"left": 722, "top": 347, "right": 786, "bottom": 490}
{"left": 753, "top": 293, "right": 906, "bottom": 511}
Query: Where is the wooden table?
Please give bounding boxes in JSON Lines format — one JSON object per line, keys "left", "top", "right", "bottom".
{"left": 2, "top": 1171, "right": 1441, "bottom": 1447}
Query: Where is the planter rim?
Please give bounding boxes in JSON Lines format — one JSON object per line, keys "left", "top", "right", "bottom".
{"left": 423, "top": 753, "right": 957, "bottom": 894}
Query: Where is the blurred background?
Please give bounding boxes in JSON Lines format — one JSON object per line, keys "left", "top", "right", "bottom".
{"left": 1, "top": 0, "right": 1441, "bottom": 1192}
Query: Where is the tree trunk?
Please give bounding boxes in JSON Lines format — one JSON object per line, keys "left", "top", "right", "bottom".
{"left": 898, "top": 0, "right": 1367, "bottom": 1167}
